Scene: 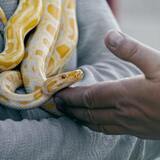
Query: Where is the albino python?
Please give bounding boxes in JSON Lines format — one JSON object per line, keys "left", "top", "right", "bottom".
{"left": 0, "top": 0, "right": 84, "bottom": 112}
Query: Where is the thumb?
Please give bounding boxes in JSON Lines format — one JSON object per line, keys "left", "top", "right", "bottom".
{"left": 105, "top": 30, "right": 160, "bottom": 79}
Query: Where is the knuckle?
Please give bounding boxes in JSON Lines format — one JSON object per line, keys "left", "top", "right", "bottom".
{"left": 118, "top": 107, "right": 130, "bottom": 118}
{"left": 126, "top": 43, "right": 139, "bottom": 60}
{"left": 84, "top": 109, "right": 96, "bottom": 123}
{"left": 118, "top": 36, "right": 140, "bottom": 61}
{"left": 83, "top": 87, "right": 95, "bottom": 108}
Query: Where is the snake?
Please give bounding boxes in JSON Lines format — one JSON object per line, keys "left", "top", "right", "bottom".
{"left": 0, "top": 0, "right": 84, "bottom": 112}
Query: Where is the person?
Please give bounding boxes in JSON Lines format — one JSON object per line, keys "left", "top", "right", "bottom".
{"left": 0, "top": 0, "right": 160, "bottom": 160}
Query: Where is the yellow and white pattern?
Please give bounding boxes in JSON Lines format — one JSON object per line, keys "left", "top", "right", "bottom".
{"left": 0, "top": 0, "right": 84, "bottom": 112}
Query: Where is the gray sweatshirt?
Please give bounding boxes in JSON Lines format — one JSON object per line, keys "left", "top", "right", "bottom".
{"left": 0, "top": 0, "right": 160, "bottom": 160}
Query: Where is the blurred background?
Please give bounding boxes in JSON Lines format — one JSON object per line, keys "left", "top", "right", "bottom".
{"left": 108, "top": 0, "right": 160, "bottom": 50}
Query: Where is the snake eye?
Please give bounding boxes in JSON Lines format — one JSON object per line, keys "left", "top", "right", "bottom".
{"left": 61, "top": 75, "right": 66, "bottom": 79}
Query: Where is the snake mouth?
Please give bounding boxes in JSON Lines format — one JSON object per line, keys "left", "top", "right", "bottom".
{"left": 42, "top": 69, "right": 84, "bottom": 95}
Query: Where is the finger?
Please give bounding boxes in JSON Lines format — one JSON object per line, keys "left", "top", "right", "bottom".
{"left": 84, "top": 124, "right": 129, "bottom": 135}
{"left": 62, "top": 107, "right": 120, "bottom": 125}
{"left": 54, "top": 81, "right": 125, "bottom": 109}
{"left": 105, "top": 30, "right": 160, "bottom": 78}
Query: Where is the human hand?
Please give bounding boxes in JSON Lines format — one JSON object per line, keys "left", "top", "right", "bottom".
{"left": 54, "top": 30, "right": 160, "bottom": 139}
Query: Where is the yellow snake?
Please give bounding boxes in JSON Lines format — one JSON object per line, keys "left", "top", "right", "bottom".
{"left": 0, "top": 0, "right": 84, "bottom": 112}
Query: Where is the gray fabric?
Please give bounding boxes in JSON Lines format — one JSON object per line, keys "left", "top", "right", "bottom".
{"left": 0, "top": 0, "right": 159, "bottom": 160}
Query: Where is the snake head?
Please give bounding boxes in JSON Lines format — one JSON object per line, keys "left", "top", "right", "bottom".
{"left": 42, "top": 69, "right": 84, "bottom": 95}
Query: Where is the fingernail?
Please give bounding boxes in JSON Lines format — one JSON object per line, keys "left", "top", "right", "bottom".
{"left": 54, "top": 97, "right": 65, "bottom": 111}
{"left": 107, "top": 30, "right": 124, "bottom": 50}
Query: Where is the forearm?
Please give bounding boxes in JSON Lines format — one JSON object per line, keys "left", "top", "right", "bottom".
{"left": 76, "top": 0, "right": 141, "bottom": 86}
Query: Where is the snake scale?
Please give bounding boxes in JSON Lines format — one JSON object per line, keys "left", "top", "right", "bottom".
{"left": 0, "top": 0, "right": 84, "bottom": 112}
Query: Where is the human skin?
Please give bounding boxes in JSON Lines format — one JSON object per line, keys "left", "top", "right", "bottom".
{"left": 54, "top": 30, "right": 160, "bottom": 139}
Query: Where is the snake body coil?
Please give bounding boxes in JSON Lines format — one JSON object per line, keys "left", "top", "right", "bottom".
{"left": 0, "top": 0, "right": 84, "bottom": 111}
{"left": 0, "top": 0, "right": 42, "bottom": 70}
